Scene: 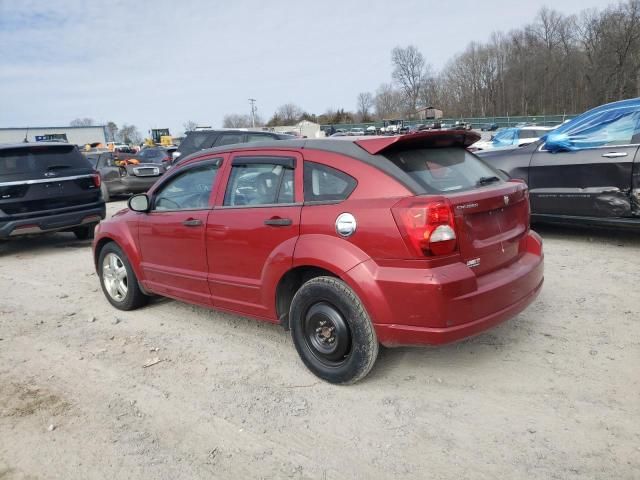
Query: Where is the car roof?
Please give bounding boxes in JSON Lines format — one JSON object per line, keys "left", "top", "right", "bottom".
{"left": 177, "top": 131, "right": 480, "bottom": 194}
{"left": 0, "top": 142, "right": 77, "bottom": 150}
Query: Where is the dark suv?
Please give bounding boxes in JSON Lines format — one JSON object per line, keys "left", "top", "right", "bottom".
{"left": 172, "top": 129, "right": 293, "bottom": 165}
{"left": 0, "top": 143, "right": 105, "bottom": 240}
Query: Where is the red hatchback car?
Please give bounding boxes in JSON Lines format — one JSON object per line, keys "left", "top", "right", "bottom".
{"left": 93, "top": 131, "right": 544, "bottom": 384}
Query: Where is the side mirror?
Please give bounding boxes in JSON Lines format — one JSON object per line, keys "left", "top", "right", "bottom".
{"left": 172, "top": 151, "right": 181, "bottom": 160}
{"left": 128, "top": 194, "right": 150, "bottom": 212}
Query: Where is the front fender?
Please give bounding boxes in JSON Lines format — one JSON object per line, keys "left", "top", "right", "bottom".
{"left": 93, "top": 214, "right": 144, "bottom": 284}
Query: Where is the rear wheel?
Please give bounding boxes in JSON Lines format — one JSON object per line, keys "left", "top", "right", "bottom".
{"left": 290, "top": 276, "right": 378, "bottom": 384}
{"left": 73, "top": 224, "right": 96, "bottom": 240}
{"left": 98, "top": 242, "right": 148, "bottom": 310}
{"left": 100, "top": 182, "right": 110, "bottom": 202}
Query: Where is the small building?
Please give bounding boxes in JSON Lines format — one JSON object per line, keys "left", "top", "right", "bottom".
{"left": 261, "top": 120, "right": 324, "bottom": 138}
{"left": 415, "top": 107, "right": 443, "bottom": 121}
{"left": 0, "top": 125, "right": 108, "bottom": 146}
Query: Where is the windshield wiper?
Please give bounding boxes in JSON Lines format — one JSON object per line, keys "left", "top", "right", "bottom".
{"left": 476, "top": 176, "right": 501, "bottom": 186}
{"left": 46, "top": 164, "right": 73, "bottom": 170}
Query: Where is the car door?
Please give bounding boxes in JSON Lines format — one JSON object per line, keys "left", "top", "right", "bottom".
{"left": 137, "top": 158, "right": 223, "bottom": 306}
{"left": 206, "top": 152, "right": 303, "bottom": 319}
{"left": 528, "top": 110, "right": 640, "bottom": 218}
{"left": 98, "top": 153, "right": 120, "bottom": 190}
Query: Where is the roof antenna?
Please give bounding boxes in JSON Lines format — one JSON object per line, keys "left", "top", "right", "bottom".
{"left": 23, "top": 127, "right": 29, "bottom": 143}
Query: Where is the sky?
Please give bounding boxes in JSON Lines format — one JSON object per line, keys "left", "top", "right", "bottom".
{"left": 0, "top": 0, "right": 613, "bottom": 136}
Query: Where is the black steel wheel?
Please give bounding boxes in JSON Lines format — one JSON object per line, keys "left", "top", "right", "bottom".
{"left": 290, "top": 276, "right": 378, "bottom": 384}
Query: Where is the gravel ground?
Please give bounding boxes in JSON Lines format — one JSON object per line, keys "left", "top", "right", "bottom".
{"left": 1, "top": 200, "right": 639, "bottom": 479}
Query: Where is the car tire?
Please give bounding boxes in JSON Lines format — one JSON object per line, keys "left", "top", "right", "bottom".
{"left": 98, "top": 242, "right": 148, "bottom": 311}
{"left": 100, "top": 182, "right": 110, "bottom": 202}
{"left": 73, "top": 224, "right": 96, "bottom": 240}
{"left": 289, "top": 276, "right": 379, "bottom": 385}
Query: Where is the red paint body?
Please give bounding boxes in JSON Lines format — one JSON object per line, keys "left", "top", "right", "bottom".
{"left": 93, "top": 132, "right": 544, "bottom": 346}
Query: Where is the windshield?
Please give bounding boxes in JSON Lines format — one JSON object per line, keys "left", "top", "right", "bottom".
{"left": 0, "top": 145, "right": 91, "bottom": 176}
{"left": 383, "top": 147, "right": 505, "bottom": 193}
{"left": 138, "top": 149, "right": 165, "bottom": 163}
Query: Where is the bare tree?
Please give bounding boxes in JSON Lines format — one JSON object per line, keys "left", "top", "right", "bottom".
{"left": 374, "top": 83, "right": 403, "bottom": 119}
{"left": 70, "top": 118, "right": 95, "bottom": 127}
{"left": 391, "top": 46, "right": 426, "bottom": 114}
{"left": 356, "top": 92, "right": 374, "bottom": 121}
{"left": 223, "top": 114, "right": 252, "bottom": 128}
{"left": 183, "top": 120, "right": 198, "bottom": 132}
{"left": 117, "top": 124, "right": 141, "bottom": 145}
{"left": 105, "top": 121, "right": 118, "bottom": 142}
{"left": 276, "top": 103, "right": 304, "bottom": 124}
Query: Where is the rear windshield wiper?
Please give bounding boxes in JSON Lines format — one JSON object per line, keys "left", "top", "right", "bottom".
{"left": 46, "top": 164, "right": 73, "bottom": 170}
{"left": 476, "top": 176, "right": 501, "bottom": 186}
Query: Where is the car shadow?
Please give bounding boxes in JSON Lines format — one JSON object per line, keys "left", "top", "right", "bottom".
{"left": 0, "top": 232, "right": 93, "bottom": 257}
{"left": 532, "top": 222, "right": 640, "bottom": 247}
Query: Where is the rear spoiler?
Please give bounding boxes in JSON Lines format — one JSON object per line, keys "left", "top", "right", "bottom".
{"left": 354, "top": 130, "right": 480, "bottom": 155}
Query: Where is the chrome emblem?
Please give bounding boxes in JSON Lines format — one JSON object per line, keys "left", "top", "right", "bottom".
{"left": 503, "top": 195, "right": 510, "bottom": 206}
{"left": 466, "top": 258, "right": 481, "bottom": 268}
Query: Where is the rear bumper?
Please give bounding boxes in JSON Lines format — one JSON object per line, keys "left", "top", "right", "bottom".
{"left": 108, "top": 176, "right": 159, "bottom": 195}
{"left": 0, "top": 204, "right": 106, "bottom": 239}
{"left": 346, "top": 231, "right": 544, "bottom": 347}
{"left": 374, "top": 276, "right": 543, "bottom": 346}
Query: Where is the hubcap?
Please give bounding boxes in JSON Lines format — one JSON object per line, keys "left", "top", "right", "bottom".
{"left": 102, "top": 253, "right": 128, "bottom": 302}
{"left": 303, "top": 302, "right": 351, "bottom": 365}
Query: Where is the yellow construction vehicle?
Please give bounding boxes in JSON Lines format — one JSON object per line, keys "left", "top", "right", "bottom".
{"left": 144, "top": 128, "right": 173, "bottom": 147}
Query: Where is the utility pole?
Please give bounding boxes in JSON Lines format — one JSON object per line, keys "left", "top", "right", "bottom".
{"left": 248, "top": 98, "right": 257, "bottom": 128}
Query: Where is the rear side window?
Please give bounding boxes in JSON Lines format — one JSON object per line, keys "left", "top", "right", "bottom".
{"left": 246, "top": 133, "right": 270, "bottom": 143}
{"left": 303, "top": 162, "right": 357, "bottom": 202}
{"left": 383, "top": 147, "right": 504, "bottom": 193}
{"left": 215, "top": 133, "right": 244, "bottom": 147}
{"left": 0, "top": 145, "right": 91, "bottom": 176}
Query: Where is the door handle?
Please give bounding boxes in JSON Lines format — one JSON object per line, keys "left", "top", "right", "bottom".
{"left": 264, "top": 217, "right": 292, "bottom": 226}
{"left": 182, "top": 218, "right": 203, "bottom": 227}
{"left": 602, "top": 152, "right": 628, "bottom": 158}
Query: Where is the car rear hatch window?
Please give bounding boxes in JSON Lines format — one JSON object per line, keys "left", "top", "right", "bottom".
{"left": 383, "top": 147, "right": 529, "bottom": 275}
{"left": 0, "top": 145, "right": 99, "bottom": 217}
{"left": 383, "top": 147, "right": 506, "bottom": 194}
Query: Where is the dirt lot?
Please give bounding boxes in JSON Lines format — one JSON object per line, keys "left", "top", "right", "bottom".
{"left": 1, "top": 201, "right": 639, "bottom": 480}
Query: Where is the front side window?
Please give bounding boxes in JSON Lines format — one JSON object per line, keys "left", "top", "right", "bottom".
{"left": 303, "top": 162, "right": 357, "bottom": 202}
{"left": 153, "top": 162, "right": 219, "bottom": 211}
{"left": 224, "top": 159, "right": 295, "bottom": 206}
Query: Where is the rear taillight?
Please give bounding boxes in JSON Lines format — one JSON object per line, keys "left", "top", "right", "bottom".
{"left": 92, "top": 172, "right": 101, "bottom": 187}
{"left": 391, "top": 198, "right": 458, "bottom": 257}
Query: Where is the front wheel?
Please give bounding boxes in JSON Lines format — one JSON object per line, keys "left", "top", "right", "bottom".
{"left": 290, "top": 276, "right": 378, "bottom": 384}
{"left": 98, "top": 242, "right": 148, "bottom": 310}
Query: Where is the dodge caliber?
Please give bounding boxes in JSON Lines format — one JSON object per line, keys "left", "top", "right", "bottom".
{"left": 93, "top": 131, "right": 544, "bottom": 384}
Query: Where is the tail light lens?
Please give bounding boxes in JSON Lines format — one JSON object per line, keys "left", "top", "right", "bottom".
{"left": 92, "top": 172, "right": 101, "bottom": 187}
{"left": 391, "top": 197, "right": 458, "bottom": 257}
